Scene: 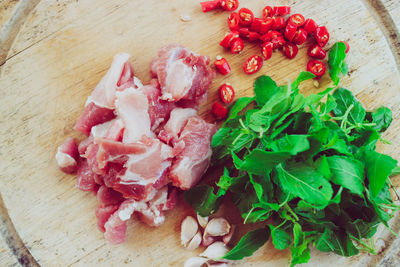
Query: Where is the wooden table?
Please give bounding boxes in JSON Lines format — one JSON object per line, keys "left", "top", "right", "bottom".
{"left": 1, "top": 0, "right": 400, "bottom": 266}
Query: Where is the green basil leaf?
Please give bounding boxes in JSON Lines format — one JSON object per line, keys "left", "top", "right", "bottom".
{"left": 269, "top": 225, "right": 292, "bottom": 250}
{"left": 290, "top": 238, "right": 312, "bottom": 266}
{"left": 371, "top": 106, "right": 392, "bottom": 132}
{"left": 275, "top": 163, "right": 333, "bottom": 208}
{"left": 332, "top": 88, "right": 366, "bottom": 124}
{"left": 240, "top": 150, "right": 291, "bottom": 175}
{"left": 328, "top": 42, "right": 347, "bottom": 85}
{"left": 270, "top": 135, "right": 310, "bottom": 155}
{"left": 183, "top": 185, "right": 222, "bottom": 217}
{"left": 211, "top": 127, "right": 231, "bottom": 147}
{"left": 362, "top": 150, "right": 398, "bottom": 197}
{"left": 223, "top": 228, "right": 270, "bottom": 260}
{"left": 315, "top": 228, "right": 359, "bottom": 257}
{"left": 254, "top": 76, "right": 279, "bottom": 106}
{"left": 291, "top": 71, "right": 315, "bottom": 90}
{"left": 326, "top": 155, "right": 365, "bottom": 196}
{"left": 222, "top": 97, "right": 254, "bottom": 126}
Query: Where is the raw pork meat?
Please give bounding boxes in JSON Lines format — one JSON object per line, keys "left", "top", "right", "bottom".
{"left": 115, "top": 87, "right": 154, "bottom": 143}
{"left": 170, "top": 117, "right": 217, "bottom": 190}
{"left": 158, "top": 108, "right": 197, "bottom": 145}
{"left": 141, "top": 79, "right": 176, "bottom": 131}
{"left": 56, "top": 45, "right": 216, "bottom": 244}
{"left": 56, "top": 138, "right": 79, "bottom": 173}
{"left": 151, "top": 44, "right": 215, "bottom": 106}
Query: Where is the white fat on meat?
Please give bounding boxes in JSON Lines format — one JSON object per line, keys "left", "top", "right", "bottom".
{"left": 158, "top": 108, "right": 197, "bottom": 145}
{"left": 87, "top": 53, "right": 132, "bottom": 109}
{"left": 90, "top": 119, "right": 118, "bottom": 140}
{"left": 115, "top": 87, "right": 154, "bottom": 143}
{"left": 121, "top": 138, "right": 172, "bottom": 183}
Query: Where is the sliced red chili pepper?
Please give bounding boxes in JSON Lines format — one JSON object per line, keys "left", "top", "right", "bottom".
{"left": 219, "top": 83, "right": 235, "bottom": 104}
{"left": 284, "top": 23, "right": 297, "bottom": 42}
{"left": 293, "top": 28, "right": 308, "bottom": 45}
{"left": 307, "top": 44, "right": 326, "bottom": 59}
{"left": 303, "top": 18, "right": 318, "bottom": 34}
{"left": 282, "top": 43, "right": 298, "bottom": 59}
{"left": 251, "top": 18, "right": 273, "bottom": 34}
{"left": 200, "top": 0, "right": 221, "bottom": 12}
{"left": 227, "top": 12, "right": 240, "bottom": 31}
{"left": 247, "top": 31, "right": 261, "bottom": 42}
{"left": 219, "top": 31, "right": 239, "bottom": 48}
{"left": 212, "top": 102, "right": 228, "bottom": 119}
{"left": 315, "top": 26, "right": 330, "bottom": 47}
{"left": 288, "top": 14, "right": 305, "bottom": 27}
{"left": 273, "top": 6, "right": 291, "bottom": 16}
{"left": 271, "top": 17, "right": 286, "bottom": 30}
{"left": 238, "top": 27, "right": 249, "bottom": 38}
{"left": 262, "top": 6, "right": 274, "bottom": 18}
{"left": 271, "top": 36, "right": 286, "bottom": 50}
{"left": 231, "top": 37, "right": 244, "bottom": 53}
{"left": 342, "top": 41, "right": 350, "bottom": 53}
{"left": 243, "top": 55, "right": 263, "bottom": 74}
{"left": 238, "top": 8, "right": 254, "bottom": 26}
{"left": 259, "top": 30, "right": 282, "bottom": 42}
{"left": 220, "top": 0, "right": 238, "bottom": 11}
{"left": 307, "top": 59, "right": 326, "bottom": 79}
{"left": 214, "top": 56, "right": 231, "bottom": 75}
{"left": 238, "top": 28, "right": 260, "bottom": 42}
{"left": 261, "top": 42, "right": 273, "bottom": 60}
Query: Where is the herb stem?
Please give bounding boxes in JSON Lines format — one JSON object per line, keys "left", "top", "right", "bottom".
{"left": 284, "top": 203, "right": 299, "bottom": 221}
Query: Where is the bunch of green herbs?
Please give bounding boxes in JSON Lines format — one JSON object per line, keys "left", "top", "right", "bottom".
{"left": 184, "top": 42, "right": 400, "bottom": 266}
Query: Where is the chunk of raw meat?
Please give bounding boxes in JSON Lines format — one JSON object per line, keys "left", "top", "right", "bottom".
{"left": 76, "top": 158, "right": 97, "bottom": 191}
{"left": 74, "top": 102, "right": 116, "bottom": 136}
{"left": 78, "top": 135, "right": 94, "bottom": 156}
{"left": 96, "top": 138, "right": 146, "bottom": 170}
{"left": 103, "top": 186, "right": 176, "bottom": 243}
{"left": 87, "top": 53, "right": 136, "bottom": 109}
{"left": 158, "top": 108, "right": 197, "bottom": 145}
{"left": 170, "top": 117, "right": 216, "bottom": 190}
{"left": 151, "top": 44, "right": 215, "bottom": 105}
{"left": 56, "top": 138, "right": 79, "bottom": 173}
{"left": 95, "top": 205, "right": 119, "bottom": 232}
{"left": 115, "top": 87, "right": 154, "bottom": 143}
{"left": 97, "top": 185, "right": 124, "bottom": 207}
{"left": 141, "top": 79, "right": 176, "bottom": 131}
{"left": 115, "top": 137, "right": 173, "bottom": 201}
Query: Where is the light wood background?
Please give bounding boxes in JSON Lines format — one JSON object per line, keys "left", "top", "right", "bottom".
{"left": 1, "top": 0, "right": 400, "bottom": 266}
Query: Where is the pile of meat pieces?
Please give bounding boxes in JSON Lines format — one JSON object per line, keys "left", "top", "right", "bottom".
{"left": 56, "top": 44, "right": 216, "bottom": 244}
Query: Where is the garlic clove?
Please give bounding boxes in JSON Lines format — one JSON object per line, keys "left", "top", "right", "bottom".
{"left": 187, "top": 231, "right": 202, "bottom": 250}
{"left": 202, "top": 233, "right": 215, "bottom": 247}
{"left": 197, "top": 213, "right": 209, "bottom": 228}
{"left": 184, "top": 257, "right": 208, "bottom": 267}
{"left": 222, "top": 225, "right": 235, "bottom": 245}
{"left": 200, "top": 242, "right": 229, "bottom": 260}
{"left": 181, "top": 216, "right": 199, "bottom": 247}
{"left": 204, "top": 218, "right": 231, "bottom": 237}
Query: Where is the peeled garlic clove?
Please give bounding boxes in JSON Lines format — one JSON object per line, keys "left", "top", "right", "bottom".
{"left": 197, "top": 213, "right": 209, "bottom": 228}
{"left": 222, "top": 225, "right": 235, "bottom": 245}
{"left": 204, "top": 218, "right": 231, "bottom": 237}
{"left": 184, "top": 257, "right": 208, "bottom": 267}
{"left": 181, "top": 216, "right": 199, "bottom": 247}
{"left": 187, "top": 231, "right": 202, "bottom": 250}
{"left": 202, "top": 233, "right": 215, "bottom": 247}
{"left": 200, "top": 242, "right": 229, "bottom": 260}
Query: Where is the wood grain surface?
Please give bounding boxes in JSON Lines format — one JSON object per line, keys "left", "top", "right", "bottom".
{"left": 1, "top": 0, "right": 400, "bottom": 266}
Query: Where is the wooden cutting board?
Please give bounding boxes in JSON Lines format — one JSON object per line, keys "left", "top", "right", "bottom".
{"left": 1, "top": 0, "right": 400, "bottom": 266}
